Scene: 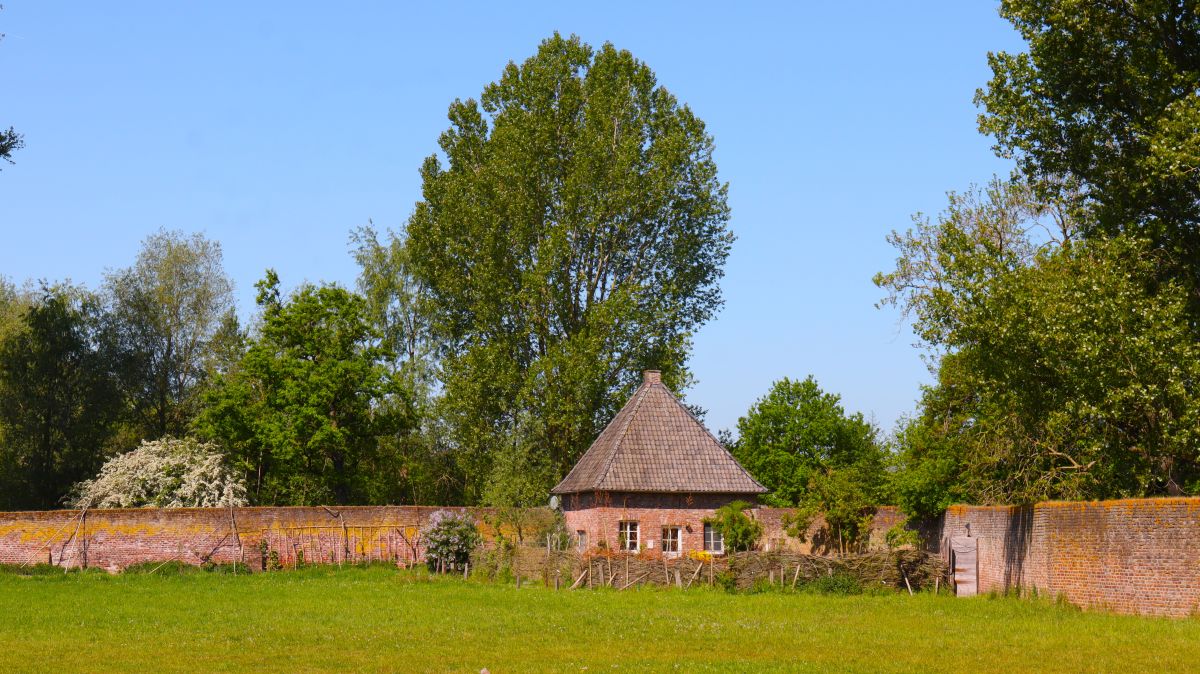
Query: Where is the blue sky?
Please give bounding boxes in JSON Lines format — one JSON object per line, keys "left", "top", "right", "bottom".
{"left": 0, "top": 2, "right": 1023, "bottom": 437}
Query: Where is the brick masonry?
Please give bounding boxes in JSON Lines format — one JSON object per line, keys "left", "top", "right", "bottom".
{"left": 2, "top": 497, "right": 1198, "bottom": 616}
{"left": 938, "top": 498, "right": 1200, "bottom": 616}
{"left": 0, "top": 506, "right": 497, "bottom": 571}
{"left": 560, "top": 491, "right": 903, "bottom": 554}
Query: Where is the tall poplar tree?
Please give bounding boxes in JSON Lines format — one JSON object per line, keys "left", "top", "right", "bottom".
{"left": 406, "top": 33, "right": 733, "bottom": 502}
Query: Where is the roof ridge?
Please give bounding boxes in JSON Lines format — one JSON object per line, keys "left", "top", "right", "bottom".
{"left": 668, "top": 387, "right": 768, "bottom": 492}
{"left": 594, "top": 381, "right": 652, "bottom": 489}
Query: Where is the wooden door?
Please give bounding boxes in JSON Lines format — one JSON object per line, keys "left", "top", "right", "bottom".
{"left": 950, "top": 536, "right": 978, "bottom": 597}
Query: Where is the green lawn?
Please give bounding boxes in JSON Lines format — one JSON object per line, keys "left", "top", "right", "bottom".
{"left": 0, "top": 565, "right": 1196, "bottom": 673}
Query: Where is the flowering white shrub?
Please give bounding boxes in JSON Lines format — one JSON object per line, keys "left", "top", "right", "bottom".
{"left": 69, "top": 437, "right": 247, "bottom": 508}
{"left": 422, "top": 510, "right": 481, "bottom": 572}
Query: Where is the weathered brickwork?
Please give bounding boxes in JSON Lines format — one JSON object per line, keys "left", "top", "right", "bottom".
{"left": 940, "top": 498, "right": 1200, "bottom": 616}
{"left": 4, "top": 498, "right": 1198, "bottom": 616}
{"left": 0, "top": 506, "right": 495, "bottom": 571}
{"left": 561, "top": 492, "right": 902, "bottom": 555}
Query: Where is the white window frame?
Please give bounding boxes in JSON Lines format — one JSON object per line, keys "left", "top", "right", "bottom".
{"left": 661, "top": 526, "right": 681, "bottom": 555}
{"left": 618, "top": 521, "right": 639, "bottom": 552}
{"left": 703, "top": 523, "right": 724, "bottom": 554}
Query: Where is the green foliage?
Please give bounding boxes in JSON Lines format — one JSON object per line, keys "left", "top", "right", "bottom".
{"left": 0, "top": 285, "right": 123, "bottom": 509}
{"left": 0, "top": 126, "right": 19, "bottom": 168}
{"left": 977, "top": 1, "right": 1200, "bottom": 301}
{"left": 704, "top": 501, "right": 762, "bottom": 553}
{"left": 884, "top": 522, "right": 920, "bottom": 551}
{"left": 879, "top": 179, "right": 1200, "bottom": 505}
{"left": 731, "top": 376, "right": 887, "bottom": 507}
{"left": 405, "top": 33, "right": 733, "bottom": 502}
{"left": 804, "top": 572, "right": 864, "bottom": 596}
{"left": 729, "top": 376, "right": 886, "bottom": 551}
{"left": 423, "top": 511, "right": 481, "bottom": 572}
{"left": 105, "top": 229, "right": 237, "bottom": 439}
{"left": 196, "top": 271, "right": 412, "bottom": 505}
{"left": 805, "top": 469, "right": 876, "bottom": 553}
{"left": 350, "top": 225, "right": 454, "bottom": 505}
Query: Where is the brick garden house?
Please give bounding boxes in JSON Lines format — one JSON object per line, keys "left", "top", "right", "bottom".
{"left": 552, "top": 370, "right": 767, "bottom": 555}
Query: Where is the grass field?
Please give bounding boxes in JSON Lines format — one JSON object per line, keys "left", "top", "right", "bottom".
{"left": 0, "top": 564, "right": 1196, "bottom": 673}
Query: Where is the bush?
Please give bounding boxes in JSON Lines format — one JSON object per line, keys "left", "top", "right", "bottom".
{"left": 423, "top": 510, "right": 481, "bottom": 573}
{"left": 885, "top": 522, "right": 920, "bottom": 550}
{"left": 68, "top": 436, "right": 247, "bottom": 509}
{"left": 806, "top": 572, "right": 863, "bottom": 596}
{"left": 714, "top": 569, "right": 738, "bottom": 592}
{"left": 704, "top": 501, "right": 762, "bottom": 552}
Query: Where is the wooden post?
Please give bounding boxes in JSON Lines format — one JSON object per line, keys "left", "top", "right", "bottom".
{"left": 570, "top": 568, "right": 589, "bottom": 590}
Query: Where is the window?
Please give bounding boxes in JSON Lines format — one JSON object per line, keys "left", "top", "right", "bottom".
{"left": 618, "top": 521, "right": 639, "bottom": 552}
{"left": 576, "top": 530, "right": 588, "bottom": 552}
{"left": 661, "top": 526, "right": 680, "bottom": 554}
{"left": 703, "top": 523, "right": 724, "bottom": 554}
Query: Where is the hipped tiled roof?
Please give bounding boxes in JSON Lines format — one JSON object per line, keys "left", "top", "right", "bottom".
{"left": 551, "top": 371, "right": 768, "bottom": 495}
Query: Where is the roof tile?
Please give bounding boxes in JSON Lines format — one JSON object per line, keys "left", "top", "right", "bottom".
{"left": 551, "top": 372, "right": 767, "bottom": 495}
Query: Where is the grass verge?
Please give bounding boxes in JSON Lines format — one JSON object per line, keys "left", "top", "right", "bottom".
{"left": 0, "top": 565, "right": 1195, "bottom": 673}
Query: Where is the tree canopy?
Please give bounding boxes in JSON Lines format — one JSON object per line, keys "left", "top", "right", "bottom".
{"left": 730, "top": 376, "right": 888, "bottom": 510}
{"left": 879, "top": 180, "right": 1200, "bottom": 510}
{"left": 196, "top": 272, "right": 412, "bottom": 505}
{"left": 874, "top": 2, "right": 1200, "bottom": 514}
{"left": 405, "top": 33, "right": 733, "bottom": 503}
{"left": 0, "top": 285, "right": 123, "bottom": 509}
{"left": 105, "top": 229, "right": 237, "bottom": 439}
{"left": 978, "top": 0, "right": 1200, "bottom": 303}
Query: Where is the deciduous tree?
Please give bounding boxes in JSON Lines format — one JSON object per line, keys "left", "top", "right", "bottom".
{"left": 197, "top": 271, "right": 411, "bottom": 505}
{"left": 0, "top": 285, "right": 123, "bottom": 508}
{"left": 730, "top": 376, "right": 887, "bottom": 508}
{"left": 106, "top": 229, "right": 237, "bottom": 439}
{"left": 978, "top": 0, "right": 1200, "bottom": 303}
{"left": 878, "top": 180, "right": 1200, "bottom": 507}
{"left": 406, "top": 33, "right": 733, "bottom": 501}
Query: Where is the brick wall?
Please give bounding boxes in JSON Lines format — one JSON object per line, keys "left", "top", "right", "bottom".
{"left": 939, "top": 498, "right": 1200, "bottom": 616}
{"left": 0, "top": 506, "right": 500, "bottom": 571}
{"left": 5, "top": 497, "right": 1198, "bottom": 616}
{"left": 561, "top": 491, "right": 901, "bottom": 555}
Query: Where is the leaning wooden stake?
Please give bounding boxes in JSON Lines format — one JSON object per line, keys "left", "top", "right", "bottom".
{"left": 686, "top": 561, "right": 704, "bottom": 589}
{"left": 791, "top": 564, "right": 802, "bottom": 589}
{"left": 620, "top": 571, "right": 650, "bottom": 590}
{"left": 570, "top": 568, "right": 589, "bottom": 590}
